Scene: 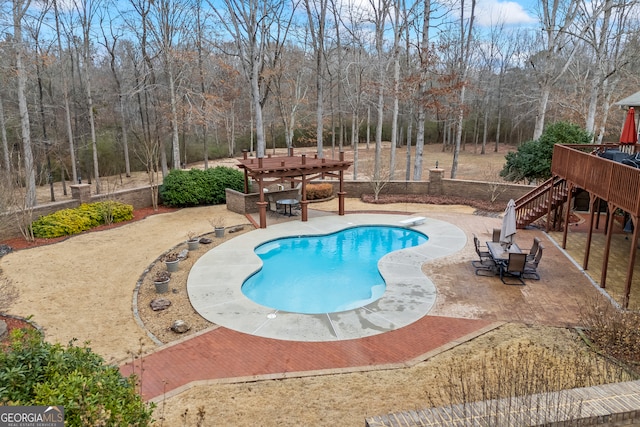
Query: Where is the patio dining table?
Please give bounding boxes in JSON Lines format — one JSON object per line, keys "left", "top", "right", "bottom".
{"left": 486, "top": 241, "right": 522, "bottom": 267}
{"left": 277, "top": 198, "right": 299, "bottom": 216}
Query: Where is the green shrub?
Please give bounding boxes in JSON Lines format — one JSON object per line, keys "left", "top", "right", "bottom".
{"left": 0, "top": 329, "right": 154, "bottom": 426}
{"left": 306, "top": 183, "right": 333, "bottom": 200}
{"left": 500, "top": 122, "right": 592, "bottom": 183}
{"left": 31, "top": 201, "right": 134, "bottom": 238}
{"left": 159, "top": 166, "right": 244, "bottom": 207}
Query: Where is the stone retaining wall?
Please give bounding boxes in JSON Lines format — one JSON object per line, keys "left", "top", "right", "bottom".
{"left": 225, "top": 188, "right": 301, "bottom": 214}
{"left": 0, "top": 172, "right": 533, "bottom": 241}
{"left": 0, "top": 186, "right": 154, "bottom": 241}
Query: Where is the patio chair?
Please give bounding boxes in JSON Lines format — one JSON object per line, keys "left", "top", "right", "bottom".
{"left": 472, "top": 234, "right": 496, "bottom": 275}
{"left": 499, "top": 252, "right": 527, "bottom": 285}
{"left": 492, "top": 228, "right": 501, "bottom": 242}
{"left": 267, "top": 195, "right": 281, "bottom": 214}
{"left": 523, "top": 244, "right": 544, "bottom": 280}
{"left": 525, "top": 237, "right": 541, "bottom": 262}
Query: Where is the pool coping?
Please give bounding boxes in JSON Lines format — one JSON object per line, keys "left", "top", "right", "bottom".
{"left": 187, "top": 214, "right": 467, "bottom": 342}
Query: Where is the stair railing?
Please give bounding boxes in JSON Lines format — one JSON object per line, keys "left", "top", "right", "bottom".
{"left": 514, "top": 176, "right": 568, "bottom": 229}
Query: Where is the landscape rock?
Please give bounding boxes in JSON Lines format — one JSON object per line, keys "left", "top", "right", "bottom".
{"left": 229, "top": 226, "right": 244, "bottom": 234}
{"left": 0, "top": 320, "right": 7, "bottom": 341}
{"left": 150, "top": 298, "right": 171, "bottom": 311}
{"left": 170, "top": 319, "right": 190, "bottom": 333}
{"left": 177, "top": 249, "right": 189, "bottom": 260}
{"left": 0, "top": 245, "right": 13, "bottom": 258}
{"left": 199, "top": 237, "right": 213, "bottom": 244}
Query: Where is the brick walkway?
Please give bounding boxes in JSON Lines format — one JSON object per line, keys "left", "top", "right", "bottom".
{"left": 120, "top": 315, "right": 497, "bottom": 401}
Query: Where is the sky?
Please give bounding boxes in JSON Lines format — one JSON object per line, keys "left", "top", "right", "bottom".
{"left": 474, "top": 0, "right": 538, "bottom": 27}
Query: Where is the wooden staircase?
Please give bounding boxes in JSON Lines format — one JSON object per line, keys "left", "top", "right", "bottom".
{"left": 514, "top": 176, "right": 569, "bottom": 230}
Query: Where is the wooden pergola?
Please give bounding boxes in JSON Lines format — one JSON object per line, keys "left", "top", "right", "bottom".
{"left": 236, "top": 148, "right": 352, "bottom": 228}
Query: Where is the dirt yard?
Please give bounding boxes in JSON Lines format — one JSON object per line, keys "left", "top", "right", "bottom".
{"left": 0, "top": 143, "right": 631, "bottom": 426}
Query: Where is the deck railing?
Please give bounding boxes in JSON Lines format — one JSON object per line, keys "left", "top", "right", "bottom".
{"left": 552, "top": 144, "right": 640, "bottom": 216}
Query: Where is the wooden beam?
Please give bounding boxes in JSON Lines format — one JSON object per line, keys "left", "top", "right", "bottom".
{"left": 599, "top": 201, "right": 616, "bottom": 288}
{"left": 623, "top": 215, "right": 639, "bottom": 308}
{"left": 582, "top": 193, "right": 597, "bottom": 269}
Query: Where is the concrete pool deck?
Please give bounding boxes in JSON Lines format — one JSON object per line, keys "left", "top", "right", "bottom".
{"left": 187, "top": 214, "right": 467, "bottom": 341}
{"left": 120, "top": 204, "right": 613, "bottom": 402}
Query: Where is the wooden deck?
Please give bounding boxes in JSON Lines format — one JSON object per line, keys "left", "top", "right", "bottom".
{"left": 552, "top": 144, "right": 640, "bottom": 216}
{"left": 551, "top": 144, "right": 640, "bottom": 308}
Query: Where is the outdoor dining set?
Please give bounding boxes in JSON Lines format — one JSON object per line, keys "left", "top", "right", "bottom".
{"left": 471, "top": 199, "right": 544, "bottom": 285}
{"left": 472, "top": 232, "right": 544, "bottom": 285}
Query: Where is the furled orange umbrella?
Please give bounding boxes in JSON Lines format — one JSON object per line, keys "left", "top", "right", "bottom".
{"left": 620, "top": 107, "right": 638, "bottom": 145}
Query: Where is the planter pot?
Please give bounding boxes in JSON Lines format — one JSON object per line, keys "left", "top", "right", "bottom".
{"left": 154, "top": 279, "right": 170, "bottom": 294}
{"left": 165, "top": 260, "right": 179, "bottom": 272}
{"left": 187, "top": 239, "right": 200, "bottom": 251}
{"left": 214, "top": 227, "right": 225, "bottom": 238}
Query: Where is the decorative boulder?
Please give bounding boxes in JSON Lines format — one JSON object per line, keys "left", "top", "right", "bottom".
{"left": 150, "top": 298, "right": 172, "bottom": 311}
{"left": 199, "top": 237, "right": 213, "bottom": 244}
{"left": 170, "top": 320, "right": 190, "bottom": 334}
{"left": 177, "top": 249, "right": 189, "bottom": 260}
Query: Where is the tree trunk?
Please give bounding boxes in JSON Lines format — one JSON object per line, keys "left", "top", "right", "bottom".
{"left": 0, "top": 96, "right": 10, "bottom": 172}
{"left": 533, "top": 86, "right": 551, "bottom": 140}
{"left": 14, "top": 0, "right": 37, "bottom": 207}
{"left": 168, "top": 66, "right": 181, "bottom": 169}
{"left": 405, "top": 110, "right": 413, "bottom": 181}
{"left": 413, "top": 107, "right": 425, "bottom": 180}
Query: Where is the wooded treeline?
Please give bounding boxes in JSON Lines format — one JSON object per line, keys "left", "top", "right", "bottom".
{"left": 1, "top": 0, "right": 639, "bottom": 206}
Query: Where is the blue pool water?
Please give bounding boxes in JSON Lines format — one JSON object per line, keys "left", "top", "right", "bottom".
{"left": 241, "top": 225, "right": 428, "bottom": 314}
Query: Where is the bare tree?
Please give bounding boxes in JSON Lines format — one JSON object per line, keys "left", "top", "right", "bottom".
{"left": 579, "top": 0, "right": 639, "bottom": 139}
{"left": 53, "top": 0, "right": 77, "bottom": 184}
{"left": 273, "top": 41, "right": 310, "bottom": 149}
{"left": 12, "top": 0, "right": 37, "bottom": 207}
{"left": 305, "top": 0, "right": 329, "bottom": 158}
{"left": 450, "top": 0, "right": 476, "bottom": 179}
{"left": 369, "top": 0, "right": 391, "bottom": 183}
{"left": 73, "top": 0, "right": 102, "bottom": 193}
{"left": 210, "top": 0, "right": 296, "bottom": 159}
{"left": 147, "top": 0, "right": 191, "bottom": 170}
{"left": 100, "top": 7, "right": 132, "bottom": 177}
{"left": 530, "top": 0, "right": 609, "bottom": 140}
{"left": 412, "top": 0, "right": 432, "bottom": 181}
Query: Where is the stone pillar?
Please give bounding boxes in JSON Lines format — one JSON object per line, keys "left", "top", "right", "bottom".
{"left": 429, "top": 168, "right": 444, "bottom": 195}
{"left": 70, "top": 184, "right": 91, "bottom": 204}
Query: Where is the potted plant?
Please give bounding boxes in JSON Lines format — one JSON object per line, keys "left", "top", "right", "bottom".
{"left": 186, "top": 231, "right": 199, "bottom": 251}
{"left": 161, "top": 252, "right": 180, "bottom": 272}
{"left": 209, "top": 216, "right": 226, "bottom": 238}
{"left": 153, "top": 270, "right": 171, "bottom": 293}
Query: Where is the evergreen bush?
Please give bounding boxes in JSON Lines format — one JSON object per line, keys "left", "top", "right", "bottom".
{"left": 159, "top": 166, "right": 244, "bottom": 207}
{"left": 500, "top": 122, "right": 592, "bottom": 183}
{"left": 0, "top": 329, "right": 154, "bottom": 426}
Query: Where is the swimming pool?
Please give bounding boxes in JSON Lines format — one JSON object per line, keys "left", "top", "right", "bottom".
{"left": 241, "top": 226, "right": 428, "bottom": 314}
{"left": 187, "top": 214, "right": 467, "bottom": 342}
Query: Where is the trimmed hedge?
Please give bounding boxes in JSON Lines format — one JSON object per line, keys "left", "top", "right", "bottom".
{"left": 306, "top": 183, "right": 333, "bottom": 200}
{"left": 159, "top": 166, "right": 244, "bottom": 207}
{"left": 31, "top": 201, "right": 134, "bottom": 238}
